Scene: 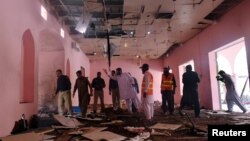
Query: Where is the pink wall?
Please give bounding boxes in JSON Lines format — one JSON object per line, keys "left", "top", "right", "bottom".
{"left": 38, "top": 28, "right": 65, "bottom": 110}
{"left": 89, "top": 59, "right": 163, "bottom": 104}
{"left": 164, "top": 0, "right": 250, "bottom": 109}
{"left": 0, "top": 0, "right": 90, "bottom": 136}
{"left": 0, "top": 0, "right": 41, "bottom": 136}
{"left": 1, "top": 0, "right": 250, "bottom": 137}
{"left": 38, "top": 51, "right": 65, "bottom": 110}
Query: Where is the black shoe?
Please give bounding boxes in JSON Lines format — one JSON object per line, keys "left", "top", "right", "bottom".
{"left": 225, "top": 110, "right": 232, "bottom": 113}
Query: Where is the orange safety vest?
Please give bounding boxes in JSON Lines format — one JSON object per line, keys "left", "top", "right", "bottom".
{"left": 161, "top": 73, "right": 174, "bottom": 91}
{"left": 141, "top": 72, "right": 153, "bottom": 95}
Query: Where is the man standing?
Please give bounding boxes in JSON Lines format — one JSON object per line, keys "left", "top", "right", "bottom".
{"left": 130, "top": 73, "right": 140, "bottom": 112}
{"left": 179, "top": 65, "right": 200, "bottom": 117}
{"left": 109, "top": 70, "right": 120, "bottom": 110}
{"left": 73, "top": 70, "right": 93, "bottom": 117}
{"left": 104, "top": 68, "right": 140, "bottom": 113}
{"left": 161, "top": 66, "right": 176, "bottom": 115}
{"left": 140, "top": 64, "right": 154, "bottom": 121}
{"left": 55, "top": 69, "right": 72, "bottom": 115}
{"left": 217, "top": 70, "right": 247, "bottom": 113}
{"left": 91, "top": 72, "right": 106, "bottom": 113}
{"left": 131, "top": 75, "right": 139, "bottom": 94}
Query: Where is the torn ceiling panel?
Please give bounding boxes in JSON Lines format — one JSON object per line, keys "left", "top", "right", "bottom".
{"left": 44, "top": 0, "right": 245, "bottom": 60}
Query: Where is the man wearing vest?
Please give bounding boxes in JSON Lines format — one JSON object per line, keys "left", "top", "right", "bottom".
{"left": 161, "top": 65, "right": 177, "bottom": 115}
{"left": 140, "top": 63, "right": 154, "bottom": 121}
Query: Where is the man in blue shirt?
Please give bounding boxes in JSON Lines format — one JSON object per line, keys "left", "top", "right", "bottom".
{"left": 109, "top": 70, "right": 120, "bottom": 110}
{"left": 55, "top": 69, "right": 72, "bottom": 115}
{"left": 92, "top": 72, "right": 106, "bottom": 113}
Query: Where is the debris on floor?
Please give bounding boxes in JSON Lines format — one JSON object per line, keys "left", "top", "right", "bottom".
{"left": 1, "top": 105, "right": 250, "bottom": 141}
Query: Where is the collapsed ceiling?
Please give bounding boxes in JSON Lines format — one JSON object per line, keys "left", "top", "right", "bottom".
{"left": 44, "top": 0, "right": 244, "bottom": 60}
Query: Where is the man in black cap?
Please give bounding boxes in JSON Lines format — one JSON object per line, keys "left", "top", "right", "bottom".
{"left": 160, "top": 65, "right": 176, "bottom": 115}
{"left": 140, "top": 63, "right": 154, "bottom": 121}
{"left": 216, "top": 70, "right": 247, "bottom": 113}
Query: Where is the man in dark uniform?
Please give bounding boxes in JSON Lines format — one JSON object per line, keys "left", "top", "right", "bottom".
{"left": 55, "top": 69, "right": 72, "bottom": 115}
{"left": 92, "top": 72, "right": 106, "bottom": 113}
{"left": 179, "top": 65, "right": 200, "bottom": 117}
{"left": 109, "top": 70, "right": 120, "bottom": 110}
{"left": 73, "top": 70, "right": 93, "bottom": 117}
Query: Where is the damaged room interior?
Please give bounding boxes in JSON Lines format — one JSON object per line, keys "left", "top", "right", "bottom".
{"left": 1, "top": 0, "right": 250, "bottom": 140}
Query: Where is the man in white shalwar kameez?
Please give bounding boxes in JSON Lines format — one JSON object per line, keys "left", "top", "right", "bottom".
{"left": 140, "top": 64, "right": 154, "bottom": 120}
{"left": 217, "top": 70, "right": 247, "bottom": 113}
{"left": 104, "top": 68, "right": 140, "bottom": 113}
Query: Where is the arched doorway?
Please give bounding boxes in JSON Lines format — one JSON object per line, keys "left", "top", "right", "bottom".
{"left": 21, "top": 29, "right": 35, "bottom": 103}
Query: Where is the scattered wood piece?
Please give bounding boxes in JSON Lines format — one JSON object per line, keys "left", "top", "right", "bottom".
{"left": 83, "top": 131, "right": 126, "bottom": 141}
{"left": 1, "top": 132, "right": 42, "bottom": 141}
{"left": 150, "top": 123, "right": 182, "bottom": 130}
{"left": 53, "top": 115, "right": 83, "bottom": 128}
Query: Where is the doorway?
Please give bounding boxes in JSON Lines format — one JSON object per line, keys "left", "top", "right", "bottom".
{"left": 209, "top": 37, "right": 250, "bottom": 111}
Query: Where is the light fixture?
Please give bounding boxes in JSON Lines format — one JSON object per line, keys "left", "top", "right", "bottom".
{"left": 41, "top": 5, "right": 47, "bottom": 21}
{"left": 124, "top": 42, "right": 128, "bottom": 48}
{"left": 60, "top": 28, "right": 64, "bottom": 38}
{"left": 167, "top": 22, "right": 172, "bottom": 31}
